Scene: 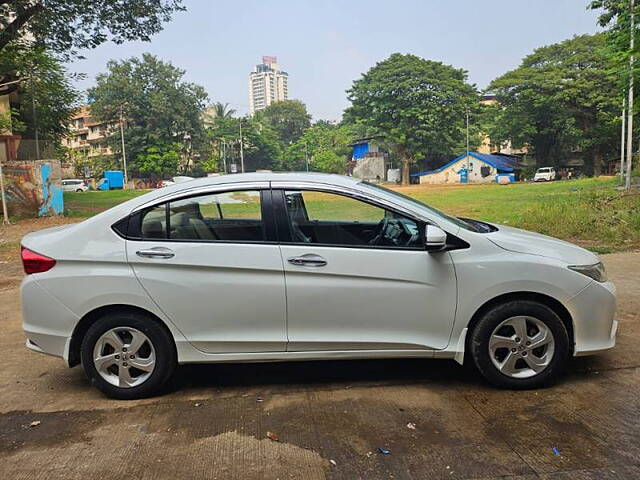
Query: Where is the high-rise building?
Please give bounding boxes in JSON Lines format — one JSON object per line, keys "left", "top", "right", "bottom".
{"left": 248, "top": 56, "right": 288, "bottom": 115}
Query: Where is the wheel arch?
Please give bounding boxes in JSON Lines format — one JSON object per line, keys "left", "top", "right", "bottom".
{"left": 464, "top": 291, "right": 575, "bottom": 359}
{"left": 68, "top": 304, "right": 176, "bottom": 367}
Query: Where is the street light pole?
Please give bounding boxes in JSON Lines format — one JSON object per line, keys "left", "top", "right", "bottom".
{"left": 119, "top": 104, "right": 128, "bottom": 188}
{"left": 239, "top": 120, "right": 245, "bottom": 173}
{"left": 466, "top": 106, "right": 470, "bottom": 175}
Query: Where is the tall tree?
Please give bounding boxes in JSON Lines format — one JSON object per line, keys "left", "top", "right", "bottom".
{"left": 255, "top": 100, "right": 311, "bottom": 147}
{"left": 204, "top": 102, "right": 236, "bottom": 123}
{"left": 88, "top": 53, "right": 208, "bottom": 178}
{"left": 489, "top": 34, "right": 620, "bottom": 174}
{"left": 345, "top": 53, "right": 479, "bottom": 184}
{"left": 282, "top": 121, "right": 354, "bottom": 173}
{"left": 0, "top": 1, "right": 184, "bottom": 55}
{"left": 0, "top": 44, "right": 79, "bottom": 147}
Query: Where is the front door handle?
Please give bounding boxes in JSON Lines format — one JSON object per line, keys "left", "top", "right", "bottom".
{"left": 136, "top": 247, "right": 175, "bottom": 259}
{"left": 287, "top": 254, "right": 327, "bottom": 267}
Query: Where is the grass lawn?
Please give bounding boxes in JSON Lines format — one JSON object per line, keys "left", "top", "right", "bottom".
{"left": 63, "top": 177, "right": 640, "bottom": 253}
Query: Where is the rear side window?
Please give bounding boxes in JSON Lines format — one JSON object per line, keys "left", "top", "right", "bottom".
{"left": 140, "top": 204, "right": 167, "bottom": 239}
{"left": 138, "top": 190, "right": 265, "bottom": 242}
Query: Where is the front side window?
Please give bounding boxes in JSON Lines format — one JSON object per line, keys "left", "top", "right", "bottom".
{"left": 140, "top": 190, "right": 265, "bottom": 242}
{"left": 283, "top": 190, "right": 422, "bottom": 248}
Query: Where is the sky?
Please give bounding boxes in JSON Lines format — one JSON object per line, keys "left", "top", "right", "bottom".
{"left": 67, "top": 0, "right": 602, "bottom": 121}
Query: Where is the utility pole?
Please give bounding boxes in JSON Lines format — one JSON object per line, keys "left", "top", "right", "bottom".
{"left": 119, "top": 104, "right": 128, "bottom": 188}
{"left": 30, "top": 76, "right": 40, "bottom": 160}
{"left": 0, "top": 78, "right": 30, "bottom": 224}
{"left": 239, "top": 120, "right": 245, "bottom": 173}
{"left": 466, "top": 106, "right": 470, "bottom": 174}
{"left": 304, "top": 143, "right": 310, "bottom": 172}
{"left": 621, "top": 100, "right": 626, "bottom": 181}
{"left": 222, "top": 139, "right": 227, "bottom": 174}
{"left": 0, "top": 156, "right": 9, "bottom": 224}
{"left": 626, "top": 0, "right": 635, "bottom": 190}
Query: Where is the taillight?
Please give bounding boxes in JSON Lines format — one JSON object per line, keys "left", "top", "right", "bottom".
{"left": 21, "top": 247, "right": 56, "bottom": 274}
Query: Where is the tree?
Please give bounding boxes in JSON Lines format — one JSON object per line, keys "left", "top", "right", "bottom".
{"left": 255, "top": 100, "right": 311, "bottom": 147}
{"left": 282, "top": 121, "right": 354, "bottom": 173}
{"left": 345, "top": 53, "right": 479, "bottom": 184}
{"left": 0, "top": 44, "right": 79, "bottom": 146}
{"left": 488, "top": 34, "right": 620, "bottom": 174}
{"left": 0, "top": 1, "right": 184, "bottom": 56}
{"left": 138, "top": 143, "right": 181, "bottom": 179}
{"left": 88, "top": 53, "right": 208, "bottom": 177}
{"left": 204, "top": 102, "right": 236, "bottom": 124}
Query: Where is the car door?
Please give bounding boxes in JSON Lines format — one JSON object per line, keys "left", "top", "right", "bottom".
{"left": 273, "top": 186, "right": 458, "bottom": 352}
{"left": 125, "top": 185, "right": 287, "bottom": 354}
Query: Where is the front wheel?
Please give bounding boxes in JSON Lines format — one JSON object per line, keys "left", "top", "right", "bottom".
{"left": 469, "top": 300, "right": 569, "bottom": 389}
{"left": 81, "top": 312, "right": 176, "bottom": 399}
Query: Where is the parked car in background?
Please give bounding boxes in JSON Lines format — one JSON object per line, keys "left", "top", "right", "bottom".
{"left": 21, "top": 173, "right": 617, "bottom": 399}
{"left": 534, "top": 167, "right": 556, "bottom": 182}
{"left": 160, "top": 176, "right": 194, "bottom": 188}
{"left": 61, "top": 179, "right": 89, "bottom": 192}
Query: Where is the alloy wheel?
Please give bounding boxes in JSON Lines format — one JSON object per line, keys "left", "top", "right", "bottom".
{"left": 488, "top": 316, "right": 555, "bottom": 379}
{"left": 93, "top": 327, "right": 156, "bottom": 388}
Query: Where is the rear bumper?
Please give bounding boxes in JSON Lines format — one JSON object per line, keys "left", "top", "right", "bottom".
{"left": 569, "top": 280, "right": 617, "bottom": 356}
{"left": 22, "top": 277, "right": 77, "bottom": 366}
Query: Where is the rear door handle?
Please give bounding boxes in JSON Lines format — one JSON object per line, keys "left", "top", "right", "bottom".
{"left": 287, "top": 254, "right": 327, "bottom": 267}
{"left": 136, "top": 247, "right": 175, "bottom": 259}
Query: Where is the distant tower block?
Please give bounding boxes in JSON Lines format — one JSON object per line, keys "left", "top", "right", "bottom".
{"left": 248, "top": 56, "right": 289, "bottom": 115}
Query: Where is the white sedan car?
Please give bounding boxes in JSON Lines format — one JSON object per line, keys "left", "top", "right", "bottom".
{"left": 20, "top": 173, "right": 617, "bottom": 399}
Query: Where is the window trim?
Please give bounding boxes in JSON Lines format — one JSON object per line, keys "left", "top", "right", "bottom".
{"left": 272, "top": 187, "right": 428, "bottom": 251}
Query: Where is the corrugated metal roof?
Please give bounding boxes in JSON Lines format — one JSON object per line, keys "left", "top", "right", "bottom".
{"left": 411, "top": 152, "right": 520, "bottom": 177}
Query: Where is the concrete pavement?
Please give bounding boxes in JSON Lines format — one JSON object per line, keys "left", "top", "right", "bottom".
{"left": 0, "top": 252, "right": 639, "bottom": 479}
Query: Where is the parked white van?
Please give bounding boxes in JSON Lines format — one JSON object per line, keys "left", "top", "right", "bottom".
{"left": 534, "top": 167, "right": 556, "bottom": 182}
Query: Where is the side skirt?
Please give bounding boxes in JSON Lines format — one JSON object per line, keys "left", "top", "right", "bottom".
{"left": 174, "top": 341, "right": 460, "bottom": 364}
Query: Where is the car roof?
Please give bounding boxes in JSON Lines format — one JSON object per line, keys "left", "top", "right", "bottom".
{"left": 177, "top": 172, "right": 361, "bottom": 188}
{"left": 105, "top": 172, "right": 363, "bottom": 216}
{"left": 147, "top": 172, "right": 362, "bottom": 199}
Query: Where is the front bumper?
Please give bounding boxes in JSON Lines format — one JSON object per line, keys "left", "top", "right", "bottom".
{"left": 568, "top": 280, "right": 617, "bottom": 356}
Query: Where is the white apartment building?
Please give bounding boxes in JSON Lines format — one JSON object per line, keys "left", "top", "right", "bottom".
{"left": 248, "top": 56, "right": 288, "bottom": 115}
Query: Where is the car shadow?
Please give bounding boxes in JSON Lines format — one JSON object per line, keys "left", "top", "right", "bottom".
{"left": 171, "top": 357, "right": 483, "bottom": 394}
{"left": 167, "top": 354, "right": 607, "bottom": 395}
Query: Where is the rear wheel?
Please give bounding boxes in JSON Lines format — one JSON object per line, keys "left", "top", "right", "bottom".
{"left": 75, "top": 188, "right": 83, "bottom": 192}
{"left": 469, "top": 300, "right": 569, "bottom": 389}
{"left": 81, "top": 312, "right": 176, "bottom": 399}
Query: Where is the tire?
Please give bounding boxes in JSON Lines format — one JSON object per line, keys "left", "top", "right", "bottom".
{"left": 81, "top": 311, "right": 176, "bottom": 399}
{"left": 76, "top": 189, "right": 83, "bottom": 192}
{"left": 469, "top": 300, "right": 569, "bottom": 389}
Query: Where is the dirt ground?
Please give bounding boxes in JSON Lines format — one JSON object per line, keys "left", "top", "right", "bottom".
{"left": 1, "top": 218, "right": 639, "bottom": 479}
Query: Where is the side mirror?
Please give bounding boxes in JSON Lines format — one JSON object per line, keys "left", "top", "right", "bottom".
{"left": 424, "top": 224, "right": 447, "bottom": 251}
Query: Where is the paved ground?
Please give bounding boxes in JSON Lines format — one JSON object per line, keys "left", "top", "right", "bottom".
{"left": 0, "top": 223, "right": 639, "bottom": 478}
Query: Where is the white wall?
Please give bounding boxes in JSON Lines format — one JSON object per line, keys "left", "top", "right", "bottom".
{"left": 418, "top": 156, "right": 497, "bottom": 185}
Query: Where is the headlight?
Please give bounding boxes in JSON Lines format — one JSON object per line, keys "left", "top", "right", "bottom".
{"left": 568, "top": 262, "right": 607, "bottom": 282}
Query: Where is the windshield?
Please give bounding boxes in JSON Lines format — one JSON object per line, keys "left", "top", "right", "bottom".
{"left": 360, "top": 182, "right": 480, "bottom": 232}
{"left": 537, "top": 168, "right": 550, "bottom": 173}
